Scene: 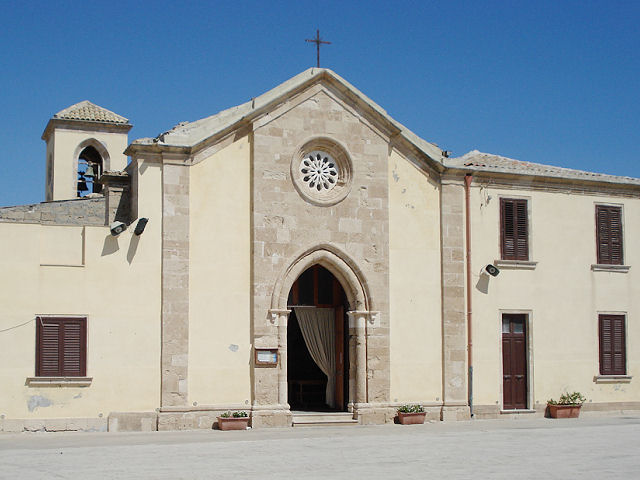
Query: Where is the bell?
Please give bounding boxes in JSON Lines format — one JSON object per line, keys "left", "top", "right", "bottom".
{"left": 77, "top": 177, "right": 88, "bottom": 192}
{"left": 84, "top": 164, "right": 95, "bottom": 177}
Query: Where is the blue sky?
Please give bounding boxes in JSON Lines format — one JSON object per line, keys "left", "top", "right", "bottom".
{"left": 0, "top": 0, "right": 638, "bottom": 206}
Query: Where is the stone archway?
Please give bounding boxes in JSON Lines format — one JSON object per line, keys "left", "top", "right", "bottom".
{"left": 271, "top": 244, "right": 372, "bottom": 312}
{"left": 73, "top": 139, "right": 111, "bottom": 196}
{"left": 264, "top": 245, "right": 379, "bottom": 423}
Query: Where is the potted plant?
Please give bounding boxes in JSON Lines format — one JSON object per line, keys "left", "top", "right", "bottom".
{"left": 547, "top": 392, "right": 586, "bottom": 418}
{"left": 216, "top": 411, "right": 250, "bottom": 430}
{"left": 397, "top": 404, "right": 426, "bottom": 425}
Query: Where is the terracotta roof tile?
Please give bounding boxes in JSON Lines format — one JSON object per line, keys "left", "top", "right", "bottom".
{"left": 446, "top": 150, "right": 640, "bottom": 186}
{"left": 54, "top": 101, "right": 129, "bottom": 125}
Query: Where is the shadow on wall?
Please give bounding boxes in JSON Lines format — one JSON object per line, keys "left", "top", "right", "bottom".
{"left": 102, "top": 235, "right": 119, "bottom": 256}
{"left": 101, "top": 233, "right": 141, "bottom": 264}
{"left": 127, "top": 235, "right": 140, "bottom": 264}
{"left": 476, "top": 273, "right": 490, "bottom": 294}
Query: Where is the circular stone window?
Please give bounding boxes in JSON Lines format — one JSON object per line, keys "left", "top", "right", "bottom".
{"left": 291, "top": 138, "right": 352, "bottom": 206}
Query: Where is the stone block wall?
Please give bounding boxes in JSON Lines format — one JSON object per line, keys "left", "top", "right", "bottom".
{"left": 251, "top": 86, "right": 391, "bottom": 411}
{"left": 440, "top": 180, "right": 470, "bottom": 419}
{"left": 0, "top": 197, "right": 106, "bottom": 225}
{"left": 161, "top": 163, "right": 190, "bottom": 407}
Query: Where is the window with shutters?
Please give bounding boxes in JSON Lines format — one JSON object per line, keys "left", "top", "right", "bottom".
{"left": 36, "top": 317, "right": 87, "bottom": 377}
{"left": 599, "top": 314, "right": 626, "bottom": 376}
{"left": 596, "top": 205, "right": 623, "bottom": 265}
{"left": 500, "top": 198, "right": 529, "bottom": 261}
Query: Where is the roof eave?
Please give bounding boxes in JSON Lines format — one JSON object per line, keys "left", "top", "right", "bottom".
{"left": 445, "top": 165, "right": 640, "bottom": 191}
{"left": 42, "top": 117, "right": 132, "bottom": 141}
{"left": 127, "top": 68, "right": 446, "bottom": 171}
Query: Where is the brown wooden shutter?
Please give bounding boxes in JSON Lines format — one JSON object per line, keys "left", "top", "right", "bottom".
{"left": 36, "top": 318, "right": 60, "bottom": 376}
{"left": 501, "top": 199, "right": 528, "bottom": 261}
{"left": 599, "top": 314, "right": 626, "bottom": 375}
{"left": 61, "top": 319, "right": 86, "bottom": 376}
{"left": 596, "top": 206, "right": 623, "bottom": 265}
{"left": 36, "top": 317, "right": 86, "bottom": 377}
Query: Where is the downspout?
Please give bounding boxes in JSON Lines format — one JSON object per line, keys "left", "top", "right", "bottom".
{"left": 464, "top": 173, "right": 474, "bottom": 417}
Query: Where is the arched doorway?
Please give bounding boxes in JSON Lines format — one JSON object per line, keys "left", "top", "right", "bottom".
{"left": 287, "top": 264, "right": 349, "bottom": 411}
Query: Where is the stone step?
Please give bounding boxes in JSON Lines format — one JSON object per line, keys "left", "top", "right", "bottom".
{"left": 292, "top": 412, "right": 359, "bottom": 427}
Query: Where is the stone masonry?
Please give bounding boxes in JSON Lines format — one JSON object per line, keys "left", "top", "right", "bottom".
{"left": 440, "top": 179, "right": 470, "bottom": 420}
{"left": 251, "top": 86, "right": 391, "bottom": 423}
{"left": 0, "top": 197, "right": 106, "bottom": 225}
{"left": 160, "top": 163, "right": 190, "bottom": 407}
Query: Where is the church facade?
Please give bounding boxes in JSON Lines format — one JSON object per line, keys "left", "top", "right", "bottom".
{"left": 1, "top": 68, "right": 638, "bottom": 432}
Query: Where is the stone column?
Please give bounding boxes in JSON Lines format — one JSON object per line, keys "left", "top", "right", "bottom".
{"left": 252, "top": 309, "right": 292, "bottom": 428}
{"left": 160, "top": 163, "right": 190, "bottom": 407}
{"left": 273, "top": 309, "right": 291, "bottom": 408}
{"left": 348, "top": 311, "right": 368, "bottom": 405}
{"left": 440, "top": 179, "right": 470, "bottom": 420}
{"left": 348, "top": 323, "right": 357, "bottom": 411}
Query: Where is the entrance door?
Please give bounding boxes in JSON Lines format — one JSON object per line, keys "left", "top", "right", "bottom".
{"left": 502, "top": 314, "right": 527, "bottom": 410}
{"left": 287, "top": 265, "right": 349, "bottom": 411}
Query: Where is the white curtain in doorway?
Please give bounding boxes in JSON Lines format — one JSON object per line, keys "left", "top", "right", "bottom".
{"left": 294, "top": 307, "right": 336, "bottom": 408}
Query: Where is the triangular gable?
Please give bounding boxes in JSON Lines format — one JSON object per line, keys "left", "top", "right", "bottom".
{"left": 128, "top": 68, "right": 445, "bottom": 170}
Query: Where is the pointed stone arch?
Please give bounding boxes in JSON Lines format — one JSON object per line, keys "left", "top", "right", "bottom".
{"left": 270, "top": 244, "right": 372, "bottom": 312}
{"left": 260, "top": 244, "right": 377, "bottom": 425}
{"left": 73, "top": 138, "right": 111, "bottom": 171}
{"left": 73, "top": 138, "right": 111, "bottom": 196}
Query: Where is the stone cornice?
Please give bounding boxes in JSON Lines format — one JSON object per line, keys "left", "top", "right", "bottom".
{"left": 446, "top": 167, "right": 640, "bottom": 197}
{"left": 42, "top": 118, "right": 132, "bottom": 141}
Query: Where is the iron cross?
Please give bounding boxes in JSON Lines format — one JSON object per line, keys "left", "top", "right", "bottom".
{"left": 305, "top": 29, "right": 331, "bottom": 68}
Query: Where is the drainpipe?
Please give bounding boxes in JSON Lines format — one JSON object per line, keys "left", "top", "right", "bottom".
{"left": 464, "top": 173, "right": 474, "bottom": 417}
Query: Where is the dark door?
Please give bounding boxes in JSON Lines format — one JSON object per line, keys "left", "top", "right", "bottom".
{"left": 502, "top": 314, "right": 527, "bottom": 410}
{"left": 335, "top": 305, "right": 345, "bottom": 408}
{"left": 287, "top": 265, "right": 349, "bottom": 411}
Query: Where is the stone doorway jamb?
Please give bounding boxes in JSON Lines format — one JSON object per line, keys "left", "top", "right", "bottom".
{"left": 267, "top": 308, "right": 292, "bottom": 408}
{"left": 266, "top": 245, "right": 374, "bottom": 422}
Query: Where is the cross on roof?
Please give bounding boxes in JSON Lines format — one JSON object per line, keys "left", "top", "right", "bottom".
{"left": 305, "top": 29, "right": 331, "bottom": 68}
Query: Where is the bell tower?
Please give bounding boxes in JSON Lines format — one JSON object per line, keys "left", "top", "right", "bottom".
{"left": 41, "top": 101, "right": 132, "bottom": 201}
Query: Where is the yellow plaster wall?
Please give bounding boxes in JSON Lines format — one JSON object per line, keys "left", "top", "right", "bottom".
{"left": 188, "top": 137, "right": 252, "bottom": 406}
{"left": 0, "top": 161, "right": 163, "bottom": 419}
{"left": 39, "top": 225, "right": 84, "bottom": 266}
{"left": 388, "top": 150, "right": 443, "bottom": 403}
{"left": 470, "top": 185, "right": 639, "bottom": 409}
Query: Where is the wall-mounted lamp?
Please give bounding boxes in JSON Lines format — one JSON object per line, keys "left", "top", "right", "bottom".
{"left": 110, "top": 221, "right": 127, "bottom": 236}
{"left": 134, "top": 218, "right": 149, "bottom": 236}
{"left": 484, "top": 264, "right": 500, "bottom": 277}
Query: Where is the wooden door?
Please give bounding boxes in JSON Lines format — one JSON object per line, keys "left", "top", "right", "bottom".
{"left": 502, "top": 314, "right": 527, "bottom": 410}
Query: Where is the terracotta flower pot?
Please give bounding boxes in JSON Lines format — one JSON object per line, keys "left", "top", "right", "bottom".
{"left": 547, "top": 404, "right": 582, "bottom": 418}
{"left": 397, "top": 412, "right": 426, "bottom": 425}
{"left": 217, "top": 416, "right": 250, "bottom": 430}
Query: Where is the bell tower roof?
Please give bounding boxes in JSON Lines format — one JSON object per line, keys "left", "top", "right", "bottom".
{"left": 42, "top": 101, "right": 132, "bottom": 141}
{"left": 53, "top": 100, "right": 130, "bottom": 125}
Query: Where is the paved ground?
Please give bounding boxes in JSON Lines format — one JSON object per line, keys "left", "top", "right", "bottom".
{"left": 1, "top": 415, "right": 639, "bottom": 479}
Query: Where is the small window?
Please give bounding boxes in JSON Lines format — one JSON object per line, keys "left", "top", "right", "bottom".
{"left": 36, "top": 317, "right": 87, "bottom": 377}
{"left": 500, "top": 198, "right": 528, "bottom": 261}
{"left": 599, "top": 314, "right": 626, "bottom": 376}
{"left": 596, "top": 205, "right": 623, "bottom": 265}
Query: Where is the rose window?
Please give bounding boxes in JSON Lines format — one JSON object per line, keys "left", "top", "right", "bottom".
{"left": 300, "top": 151, "right": 338, "bottom": 192}
{"left": 291, "top": 138, "right": 353, "bottom": 206}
